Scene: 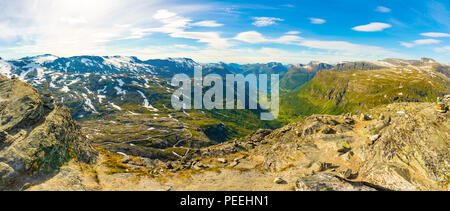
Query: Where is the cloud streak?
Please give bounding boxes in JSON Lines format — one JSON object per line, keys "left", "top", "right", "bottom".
{"left": 309, "top": 18, "right": 326, "bottom": 24}
{"left": 400, "top": 39, "right": 441, "bottom": 48}
{"left": 252, "top": 17, "right": 284, "bottom": 27}
{"left": 352, "top": 22, "right": 392, "bottom": 32}
{"left": 234, "top": 31, "right": 302, "bottom": 44}
{"left": 420, "top": 32, "right": 450, "bottom": 37}
{"left": 375, "top": 6, "right": 391, "bottom": 13}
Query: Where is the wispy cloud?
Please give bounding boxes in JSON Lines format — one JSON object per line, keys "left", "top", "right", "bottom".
{"left": 420, "top": 32, "right": 450, "bottom": 37}
{"left": 0, "top": 0, "right": 443, "bottom": 63}
{"left": 298, "top": 40, "right": 401, "bottom": 57}
{"left": 375, "top": 6, "right": 391, "bottom": 13}
{"left": 191, "top": 20, "right": 223, "bottom": 27}
{"left": 281, "top": 4, "right": 295, "bottom": 8}
{"left": 234, "top": 31, "right": 302, "bottom": 44}
{"left": 400, "top": 39, "right": 441, "bottom": 48}
{"left": 434, "top": 46, "right": 450, "bottom": 52}
{"left": 428, "top": 1, "right": 450, "bottom": 29}
{"left": 133, "top": 9, "right": 230, "bottom": 48}
{"left": 309, "top": 18, "right": 326, "bottom": 24}
{"left": 0, "top": 0, "right": 219, "bottom": 56}
{"left": 171, "top": 31, "right": 231, "bottom": 48}
{"left": 285, "top": 31, "right": 301, "bottom": 35}
{"left": 153, "top": 9, "right": 177, "bottom": 19}
{"left": 252, "top": 17, "right": 284, "bottom": 27}
{"left": 352, "top": 22, "right": 391, "bottom": 32}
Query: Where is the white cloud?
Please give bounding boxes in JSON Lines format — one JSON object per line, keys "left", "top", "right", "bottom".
{"left": 276, "top": 35, "right": 303, "bottom": 43}
{"left": 400, "top": 42, "right": 415, "bottom": 48}
{"left": 233, "top": 32, "right": 400, "bottom": 60}
{"left": 400, "top": 39, "right": 441, "bottom": 48}
{"left": 171, "top": 31, "right": 231, "bottom": 48}
{"left": 420, "top": 32, "right": 450, "bottom": 37}
{"left": 191, "top": 20, "right": 223, "bottom": 27}
{"left": 234, "top": 31, "right": 267, "bottom": 43}
{"left": 0, "top": 0, "right": 219, "bottom": 56}
{"left": 133, "top": 44, "right": 403, "bottom": 64}
{"left": 352, "top": 22, "right": 391, "bottom": 32}
{"left": 414, "top": 39, "right": 441, "bottom": 44}
{"left": 140, "top": 9, "right": 230, "bottom": 48}
{"left": 153, "top": 9, "right": 177, "bottom": 20}
{"left": 234, "top": 31, "right": 302, "bottom": 44}
{"left": 309, "top": 18, "right": 326, "bottom": 24}
{"left": 0, "top": 0, "right": 170, "bottom": 56}
{"left": 375, "top": 6, "right": 391, "bottom": 13}
{"left": 252, "top": 17, "right": 284, "bottom": 27}
{"left": 285, "top": 31, "right": 301, "bottom": 35}
{"left": 298, "top": 40, "right": 402, "bottom": 57}
{"left": 0, "top": 22, "right": 20, "bottom": 42}
{"left": 173, "top": 44, "right": 198, "bottom": 49}
{"left": 0, "top": 0, "right": 412, "bottom": 64}
{"left": 434, "top": 46, "right": 450, "bottom": 52}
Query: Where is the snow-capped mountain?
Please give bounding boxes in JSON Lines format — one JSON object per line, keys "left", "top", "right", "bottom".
{"left": 1, "top": 55, "right": 448, "bottom": 120}
{"left": 2, "top": 54, "right": 204, "bottom": 77}
{"left": 8, "top": 55, "right": 157, "bottom": 75}
{"left": 0, "top": 55, "right": 189, "bottom": 119}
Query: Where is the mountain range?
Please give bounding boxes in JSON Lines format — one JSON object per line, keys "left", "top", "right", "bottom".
{"left": 0, "top": 54, "right": 449, "bottom": 191}
{"left": 0, "top": 54, "right": 449, "bottom": 170}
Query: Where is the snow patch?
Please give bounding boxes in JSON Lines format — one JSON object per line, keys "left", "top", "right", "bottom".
{"left": 137, "top": 90, "right": 158, "bottom": 111}
{"left": 114, "top": 86, "right": 127, "bottom": 95}
{"left": 82, "top": 93, "right": 97, "bottom": 113}
{"left": 117, "top": 78, "right": 125, "bottom": 87}
{"left": 61, "top": 86, "right": 70, "bottom": 93}
{"left": 97, "top": 95, "right": 106, "bottom": 103}
{"left": 110, "top": 103, "right": 122, "bottom": 110}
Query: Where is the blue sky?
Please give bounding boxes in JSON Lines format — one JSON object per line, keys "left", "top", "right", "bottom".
{"left": 0, "top": 0, "right": 449, "bottom": 64}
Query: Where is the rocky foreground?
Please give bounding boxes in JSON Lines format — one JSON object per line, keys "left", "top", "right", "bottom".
{"left": 0, "top": 74, "right": 448, "bottom": 191}
{"left": 27, "top": 99, "right": 450, "bottom": 191}
{"left": 0, "top": 75, "right": 97, "bottom": 190}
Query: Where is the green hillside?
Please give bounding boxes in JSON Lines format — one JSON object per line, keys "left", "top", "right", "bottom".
{"left": 279, "top": 66, "right": 450, "bottom": 123}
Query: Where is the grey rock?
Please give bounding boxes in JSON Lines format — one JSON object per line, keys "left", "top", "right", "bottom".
{"left": 229, "top": 161, "right": 239, "bottom": 168}
{"left": 217, "top": 158, "right": 227, "bottom": 164}
{"left": 369, "top": 134, "right": 381, "bottom": 144}
{"left": 0, "top": 75, "right": 97, "bottom": 190}
{"left": 360, "top": 114, "right": 371, "bottom": 121}
{"left": 274, "top": 177, "right": 286, "bottom": 184}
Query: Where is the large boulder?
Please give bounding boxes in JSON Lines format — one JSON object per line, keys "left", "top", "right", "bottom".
{"left": 253, "top": 102, "right": 449, "bottom": 191}
{"left": 0, "top": 75, "right": 97, "bottom": 190}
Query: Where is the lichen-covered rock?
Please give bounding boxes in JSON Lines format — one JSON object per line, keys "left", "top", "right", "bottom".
{"left": 0, "top": 75, "right": 97, "bottom": 190}
{"left": 250, "top": 102, "right": 448, "bottom": 191}
{"left": 245, "top": 129, "right": 272, "bottom": 143}
{"left": 357, "top": 103, "right": 449, "bottom": 191}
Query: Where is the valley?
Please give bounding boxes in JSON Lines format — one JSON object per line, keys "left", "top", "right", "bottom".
{"left": 0, "top": 55, "right": 448, "bottom": 191}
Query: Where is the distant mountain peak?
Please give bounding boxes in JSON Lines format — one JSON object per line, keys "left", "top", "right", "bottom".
{"left": 21, "top": 54, "right": 60, "bottom": 64}
{"left": 420, "top": 57, "right": 436, "bottom": 63}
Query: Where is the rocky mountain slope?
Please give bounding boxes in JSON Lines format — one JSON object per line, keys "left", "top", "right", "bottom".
{"left": 0, "top": 55, "right": 448, "bottom": 191}
{"left": 280, "top": 61, "right": 333, "bottom": 91}
{"left": 0, "top": 55, "right": 279, "bottom": 161}
{"left": 27, "top": 99, "right": 449, "bottom": 191}
{"left": 0, "top": 75, "right": 97, "bottom": 190}
{"left": 279, "top": 59, "right": 450, "bottom": 123}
